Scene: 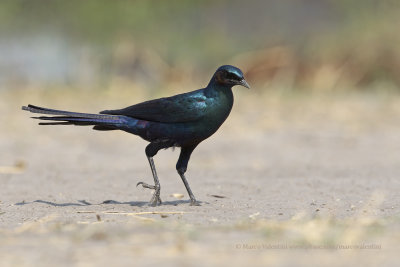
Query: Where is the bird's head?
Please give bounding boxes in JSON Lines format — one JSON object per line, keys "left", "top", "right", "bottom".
{"left": 213, "top": 65, "right": 250, "bottom": 89}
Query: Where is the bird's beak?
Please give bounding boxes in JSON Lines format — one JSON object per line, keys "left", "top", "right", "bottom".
{"left": 239, "top": 79, "right": 250, "bottom": 89}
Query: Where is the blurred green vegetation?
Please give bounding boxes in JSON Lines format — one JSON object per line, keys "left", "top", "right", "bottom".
{"left": 0, "top": 0, "right": 399, "bottom": 91}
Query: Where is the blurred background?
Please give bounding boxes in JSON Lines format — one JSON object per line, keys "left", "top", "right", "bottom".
{"left": 1, "top": 1, "right": 400, "bottom": 266}
{"left": 1, "top": 0, "right": 400, "bottom": 93}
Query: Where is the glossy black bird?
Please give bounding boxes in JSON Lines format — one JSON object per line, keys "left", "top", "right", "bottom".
{"left": 22, "top": 65, "right": 250, "bottom": 206}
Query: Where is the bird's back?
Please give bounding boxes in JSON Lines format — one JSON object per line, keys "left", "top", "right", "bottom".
{"left": 101, "top": 86, "right": 233, "bottom": 127}
{"left": 100, "top": 89, "right": 208, "bottom": 123}
{"left": 110, "top": 86, "right": 234, "bottom": 146}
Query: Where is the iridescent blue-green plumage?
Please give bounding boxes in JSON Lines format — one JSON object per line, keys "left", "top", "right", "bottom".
{"left": 22, "top": 65, "right": 249, "bottom": 206}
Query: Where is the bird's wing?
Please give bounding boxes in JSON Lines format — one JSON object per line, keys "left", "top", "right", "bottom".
{"left": 100, "top": 90, "right": 208, "bottom": 123}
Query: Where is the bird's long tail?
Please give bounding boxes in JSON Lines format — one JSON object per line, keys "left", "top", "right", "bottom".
{"left": 22, "top": 104, "right": 127, "bottom": 130}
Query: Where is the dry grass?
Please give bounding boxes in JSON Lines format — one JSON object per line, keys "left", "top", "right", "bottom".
{"left": 1, "top": 89, "right": 400, "bottom": 266}
{"left": 0, "top": 209, "right": 398, "bottom": 266}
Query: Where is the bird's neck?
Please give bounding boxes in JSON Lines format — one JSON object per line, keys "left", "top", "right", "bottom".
{"left": 205, "top": 78, "right": 233, "bottom": 97}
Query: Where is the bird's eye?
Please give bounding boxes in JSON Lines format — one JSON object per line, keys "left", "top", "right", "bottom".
{"left": 226, "top": 72, "right": 240, "bottom": 81}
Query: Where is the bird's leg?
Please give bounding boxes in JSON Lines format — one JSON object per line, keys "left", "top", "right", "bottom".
{"left": 137, "top": 156, "right": 162, "bottom": 206}
{"left": 137, "top": 143, "right": 166, "bottom": 206}
{"left": 178, "top": 170, "right": 200, "bottom": 206}
{"left": 147, "top": 156, "right": 162, "bottom": 205}
{"left": 177, "top": 145, "right": 200, "bottom": 206}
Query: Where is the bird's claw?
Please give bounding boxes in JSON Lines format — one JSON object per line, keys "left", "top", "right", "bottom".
{"left": 190, "top": 199, "right": 201, "bottom": 206}
{"left": 136, "top": 181, "right": 156, "bottom": 190}
{"left": 137, "top": 181, "right": 162, "bottom": 206}
{"left": 147, "top": 190, "right": 162, "bottom": 206}
{"left": 147, "top": 195, "right": 162, "bottom": 206}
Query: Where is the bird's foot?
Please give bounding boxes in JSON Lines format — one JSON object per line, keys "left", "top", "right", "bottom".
{"left": 147, "top": 194, "right": 162, "bottom": 206}
{"left": 137, "top": 181, "right": 162, "bottom": 206}
{"left": 136, "top": 181, "right": 156, "bottom": 190}
{"left": 189, "top": 198, "right": 201, "bottom": 206}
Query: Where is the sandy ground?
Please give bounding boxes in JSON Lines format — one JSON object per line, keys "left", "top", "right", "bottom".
{"left": 0, "top": 89, "right": 400, "bottom": 266}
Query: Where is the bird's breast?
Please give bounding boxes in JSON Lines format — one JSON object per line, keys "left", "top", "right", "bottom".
{"left": 197, "top": 91, "right": 233, "bottom": 134}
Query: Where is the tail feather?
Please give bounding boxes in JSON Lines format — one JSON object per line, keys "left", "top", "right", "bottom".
{"left": 22, "top": 104, "right": 126, "bottom": 129}
{"left": 93, "top": 125, "right": 118, "bottom": 131}
{"left": 39, "top": 122, "right": 73, "bottom": 126}
{"left": 22, "top": 104, "right": 118, "bottom": 120}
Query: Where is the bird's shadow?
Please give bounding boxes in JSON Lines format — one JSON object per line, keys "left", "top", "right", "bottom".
{"left": 15, "top": 199, "right": 201, "bottom": 207}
